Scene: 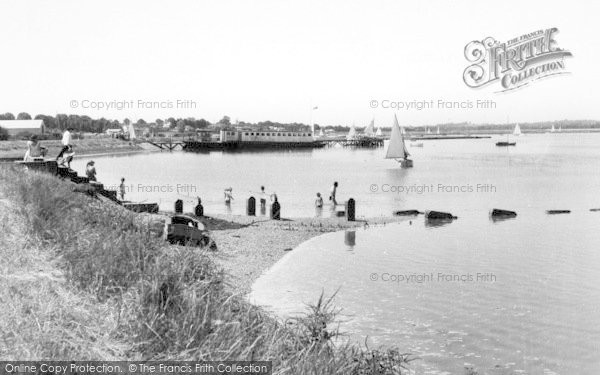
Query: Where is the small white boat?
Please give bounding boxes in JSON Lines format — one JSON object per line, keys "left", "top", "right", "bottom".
{"left": 364, "top": 119, "right": 375, "bottom": 137}
{"left": 346, "top": 123, "right": 357, "bottom": 140}
{"left": 375, "top": 126, "right": 382, "bottom": 136}
{"left": 513, "top": 123, "right": 522, "bottom": 136}
{"left": 386, "top": 114, "right": 413, "bottom": 168}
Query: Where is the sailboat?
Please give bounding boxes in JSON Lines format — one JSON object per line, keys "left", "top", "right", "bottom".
{"left": 437, "top": 126, "right": 440, "bottom": 135}
{"left": 128, "top": 123, "right": 136, "bottom": 140}
{"left": 385, "top": 114, "right": 412, "bottom": 168}
{"left": 346, "top": 123, "right": 357, "bottom": 140}
{"left": 513, "top": 123, "right": 522, "bottom": 136}
{"left": 375, "top": 126, "right": 382, "bottom": 137}
{"left": 364, "top": 119, "right": 375, "bottom": 137}
{"left": 558, "top": 126, "right": 562, "bottom": 132}
{"left": 318, "top": 129, "right": 324, "bottom": 137}
{"left": 550, "top": 125, "right": 556, "bottom": 133}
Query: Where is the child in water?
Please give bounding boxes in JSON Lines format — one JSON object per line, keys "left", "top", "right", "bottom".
{"left": 315, "top": 192, "right": 323, "bottom": 208}
{"left": 224, "top": 187, "right": 234, "bottom": 204}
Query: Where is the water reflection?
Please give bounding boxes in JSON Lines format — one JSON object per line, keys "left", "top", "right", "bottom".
{"left": 344, "top": 230, "right": 356, "bottom": 249}
{"left": 424, "top": 218, "right": 455, "bottom": 228}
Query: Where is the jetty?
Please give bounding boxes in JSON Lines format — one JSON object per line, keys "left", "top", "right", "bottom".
{"left": 322, "top": 137, "right": 384, "bottom": 148}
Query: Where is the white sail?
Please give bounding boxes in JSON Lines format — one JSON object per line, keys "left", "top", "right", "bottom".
{"left": 558, "top": 126, "right": 562, "bottom": 132}
{"left": 513, "top": 123, "right": 521, "bottom": 136}
{"left": 364, "top": 119, "right": 375, "bottom": 136}
{"left": 385, "top": 114, "right": 409, "bottom": 160}
{"left": 318, "top": 129, "right": 324, "bottom": 137}
{"left": 437, "top": 126, "right": 440, "bottom": 134}
{"left": 376, "top": 126, "right": 382, "bottom": 136}
{"left": 346, "top": 123, "right": 357, "bottom": 140}
{"left": 427, "top": 128, "right": 432, "bottom": 134}
{"left": 128, "top": 123, "right": 136, "bottom": 139}
{"left": 551, "top": 125, "right": 555, "bottom": 133}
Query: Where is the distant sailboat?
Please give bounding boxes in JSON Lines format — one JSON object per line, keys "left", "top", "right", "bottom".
{"left": 128, "top": 123, "right": 136, "bottom": 140}
{"left": 364, "top": 119, "right": 375, "bottom": 136}
{"left": 346, "top": 123, "right": 357, "bottom": 140}
{"left": 513, "top": 123, "right": 522, "bottom": 136}
{"left": 551, "top": 125, "right": 556, "bottom": 133}
{"left": 318, "top": 129, "right": 324, "bottom": 137}
{"left": 426, "top": 128, "right": 432, "bottom": 134}
{"left": 376, "top": 126, "right": 382, "bottom": 136}
{"left": 558, "top": 126, "right": 562, "bottom": 132}
{"left": 385, "top": 114, "right": 412, "bottom": 168}
{"left": 437, "top": 126, "right": 440, "bottom": 135}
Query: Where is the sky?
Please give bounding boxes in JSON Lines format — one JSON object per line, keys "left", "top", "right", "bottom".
{"left": 0, "top": 0, "right": 598, "bottom": 127}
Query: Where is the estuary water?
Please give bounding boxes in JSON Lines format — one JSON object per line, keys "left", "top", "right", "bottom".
{"left": 73, "top": 133, "right": 600, "bottom": 374}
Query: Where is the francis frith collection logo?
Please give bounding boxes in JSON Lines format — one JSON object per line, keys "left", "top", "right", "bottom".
{"left": 463, "top": 28, "right": 572, "bottom": 92}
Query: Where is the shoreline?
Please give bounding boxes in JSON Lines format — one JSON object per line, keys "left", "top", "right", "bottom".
{"left": 187, "top": 213, "right": 408, "bottom": 294}
{"left": 0, "top": 138, "right": 158, "bottom": 161}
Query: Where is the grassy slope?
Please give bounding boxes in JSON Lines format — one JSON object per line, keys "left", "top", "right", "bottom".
{"left": 0, "top": 166, "right": 412, "bottom": 374}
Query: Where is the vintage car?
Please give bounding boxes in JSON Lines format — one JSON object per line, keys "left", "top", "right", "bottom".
{"left": 163, "top": 214, "right": 213, "bottom": 248}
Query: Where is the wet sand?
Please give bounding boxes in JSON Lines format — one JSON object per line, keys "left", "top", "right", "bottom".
{"left": 195, "top": 213, "right": 408, "bottom": 294}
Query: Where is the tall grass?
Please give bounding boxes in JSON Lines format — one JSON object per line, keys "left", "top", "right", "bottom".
{"left": 0, "top": 165, "right": 413, "bottom": 374}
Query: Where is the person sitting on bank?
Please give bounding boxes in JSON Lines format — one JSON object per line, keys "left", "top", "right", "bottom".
{"left": 23, "top": 135, "right": 47, "bottom": 161}
{"left": 86, "top": 161, "right": 97, "bottom": 181}
{"left": 56, "top": 127, "right": 73, "bottom": 161}
{"left": 58, "top": 145, "right": 74, "bottom": 168}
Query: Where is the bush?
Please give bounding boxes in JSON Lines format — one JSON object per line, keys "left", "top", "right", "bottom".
{"left": 0, "top": 126, "right": 8, "bottom": 140}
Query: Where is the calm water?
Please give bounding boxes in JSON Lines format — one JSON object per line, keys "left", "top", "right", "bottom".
{"left": 74, "top": 134, "right": 600, "bottom": 374}
{"left": 72, "top": 133, "right": 600, "bottom": 218}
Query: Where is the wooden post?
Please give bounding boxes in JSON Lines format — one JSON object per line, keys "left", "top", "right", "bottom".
{"left": 271, "top": 200, "right": 281, "bottom": 220}
{"left": 346, "top": 198, "right": 355, "bottom": 221}
{"left": 195, "top": 199, "right": 204, "bottom": 217}
{"left": 247, "top": 196, "right": 256, "bottom": 216}
{"left": 175, "top": 199, "right": 183, "bottom": 214}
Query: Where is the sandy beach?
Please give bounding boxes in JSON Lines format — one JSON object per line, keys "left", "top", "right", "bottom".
{"left": 189, "top": 213, "right": 408, "bottom": 294}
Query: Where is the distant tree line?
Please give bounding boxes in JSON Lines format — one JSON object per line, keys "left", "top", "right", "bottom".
{"left": 2, "top": 112, "right": 599, "bottom": 136}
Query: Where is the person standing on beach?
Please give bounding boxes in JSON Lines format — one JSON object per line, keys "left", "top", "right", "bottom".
{"left": 56, "top": 127, "right": 73, "bottom": 160}
{"left": 329, "top": 181, "right": 338, "bottom": 205}
{"left": 259, "top": 186, "right": 268, "bottom": 209}
{"left": 119, "top": 177, "right": 126, "bottom": 200}
{"left": 86, "top": 161, "right": 97, "bottom": 181}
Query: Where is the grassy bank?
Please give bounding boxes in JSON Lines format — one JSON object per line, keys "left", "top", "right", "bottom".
{"left": 0, "top": 166, "right": 412, "bottom": 374}
{"left": 0, "top": 138, "right": 145, "bottom": 159}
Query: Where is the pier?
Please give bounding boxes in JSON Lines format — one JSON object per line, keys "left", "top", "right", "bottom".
{"left": 146, "top": 139, "right": 185, "bottom": 151}
{"left": 321, "top": 137, "right": 384, "bottom": 148}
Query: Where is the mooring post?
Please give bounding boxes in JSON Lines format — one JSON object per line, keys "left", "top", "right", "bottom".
{"left": 247, "top": 196, "right": 256, "bottom": 216}
{"left": 271, "top": 199, "right": 281, "bottom": 220}
{"left": 195, "top": 198, "right": 204, "bottom": 217}
{"left": 346, "top": 198, "right": 355, "bottom": 221}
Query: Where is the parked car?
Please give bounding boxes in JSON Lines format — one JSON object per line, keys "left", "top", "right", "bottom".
{"left": 163, "top": 214, "right": 214, "bottom": 248}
